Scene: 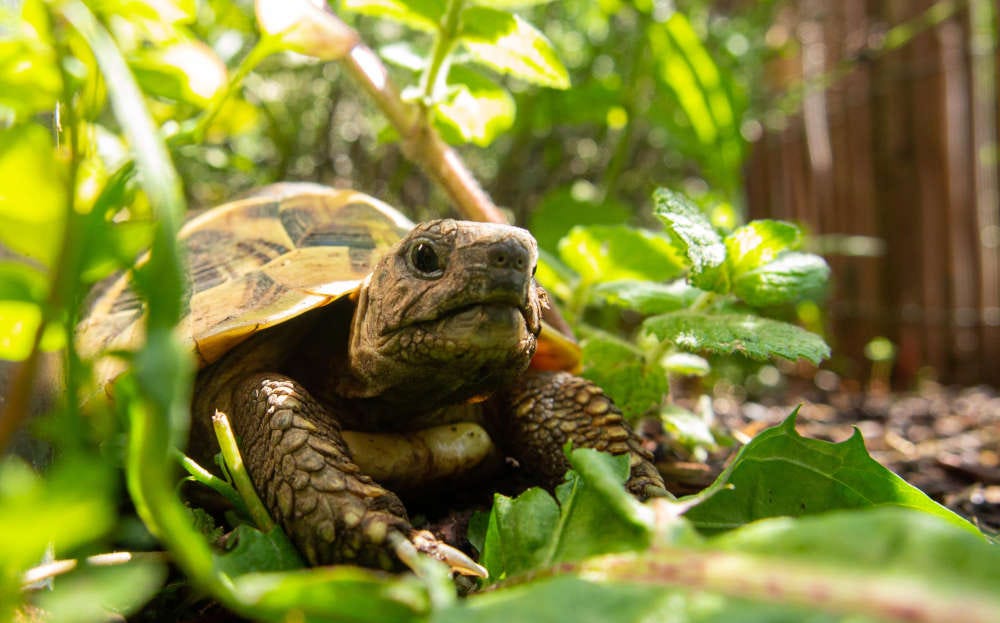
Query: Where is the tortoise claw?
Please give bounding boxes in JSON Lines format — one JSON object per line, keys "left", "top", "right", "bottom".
{"left": 390, "top": 530, "right": 488, "bottom": 578}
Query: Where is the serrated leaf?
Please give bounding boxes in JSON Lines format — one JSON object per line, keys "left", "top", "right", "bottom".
{"left": 592, "top": 279, "right": 700, "bottom": 315}
{"left": 686, "top": 410, "right": 980, "bottom": 536}
{"left": 724, "top": 219, "right": 801, "bottom": 277}
{"left": 642, "top": 311, "right": 830, "bottom": 364}
{"left": 459, "top": 7, "right": 569, "bottom": 89}
{"left": 341, "top": 0, "right": 444, "bottom": 31}
{"left": 581, "top": 334, "right": 667, "bottom": 419}
{"left": 652, "top": 188, "right": 728, "bottom": 293}
{"left": 433, "top": 66, "right": 514, "bottom": 146}
{"left": 733, "top": 252, "right": 830, "bottom": 308}
{"left": 557, "top": 225, "right": 685, "bottom": 285}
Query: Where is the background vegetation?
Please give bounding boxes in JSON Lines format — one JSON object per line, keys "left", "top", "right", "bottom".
{"left": 0, "top": 0, "right": 997, "bottom": 621}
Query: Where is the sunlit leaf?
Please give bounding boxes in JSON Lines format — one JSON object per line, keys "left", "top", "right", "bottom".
{"left": 35, "top": 559, "right": 168, "bottom": 623}
{"left": 528, "top": 187, "right": 631, "bottom": 253}
{"left": 592, "top": 279, "right": 700, "bottom": 315}
{"left": 558, "top": 225, "right": 684, "bottom": 284}
{"left": 0, "top": 123, "right": 67, "bottom": 266}
{"left": 460, "top": 7, "right": 569, "bottom": 89}
{"left": 642, "top": 311, "right": 830, "bottom": 364}
{"left": 434, "top": 66, "right": 515, "bottom": 146}
{"left": 468, "top": 0, "right": 553, "bottom": 6}
{"left": 652, "top": 188, "right": 727, "bottom": 293}
{"left": 724, "top": 220, "right": 801, "bottom": 277}
{"left": 341, "top": 0, "right": 445, "bottom": 32}
{"left": 0, "top": 0, "right": 61, "bottom": 118}
{"left": 733, "top": 252, "right": 830, "bottom": 308}
{"left": 130, "top": 40, "right": 227, "bottom": 106}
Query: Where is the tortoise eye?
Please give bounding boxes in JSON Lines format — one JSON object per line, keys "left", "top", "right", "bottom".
{"left": 410, "top": 242, "right": 443, "bottom": 276}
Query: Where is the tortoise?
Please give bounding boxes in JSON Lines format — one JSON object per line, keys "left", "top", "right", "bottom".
{"left": 79, "top": 183, "right": 667, "bottom": 574}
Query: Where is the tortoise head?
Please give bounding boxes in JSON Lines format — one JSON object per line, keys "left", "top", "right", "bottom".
{"left": 346, "top": 219, "right": 544, "bottom": 406}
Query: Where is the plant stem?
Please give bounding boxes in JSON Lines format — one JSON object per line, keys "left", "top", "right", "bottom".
{"left": 418, "top": 0, "right": 464, "bottom": 106}
{"left": 213, "top": 410, "right": 274, "bottom": 532}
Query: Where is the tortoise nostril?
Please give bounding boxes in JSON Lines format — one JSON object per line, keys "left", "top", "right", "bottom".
{"left": 488, "top": 240, "right": 530, "bottom": 272}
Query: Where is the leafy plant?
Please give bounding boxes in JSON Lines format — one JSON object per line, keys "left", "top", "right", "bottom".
{"left": 1, "top": 1, "right": 993, "bottom": 622}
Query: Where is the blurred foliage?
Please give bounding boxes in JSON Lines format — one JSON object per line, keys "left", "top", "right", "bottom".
{"left": 2, "top": 0, "right": 995, "bottom": 621}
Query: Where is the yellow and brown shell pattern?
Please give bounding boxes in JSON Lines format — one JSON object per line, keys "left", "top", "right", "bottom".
{"left": 78, "top": 183, "right": 413, "bottom": 385}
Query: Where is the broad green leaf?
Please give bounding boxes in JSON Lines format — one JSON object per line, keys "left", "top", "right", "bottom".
{"left": 434, "top": 66, "right": 515, "bottom": 146}
{"left": 0, "top": 300, "right": 41, "bottom": 360}
{"left": 534, "top": 249, "right": 575, "bottom": 302}
{"left": 551, "top": 450, "right": 652, "bottom": 563}
{"left": 660, "top": 352, "right": 710, "bottom": 377}
{"left": 685, "top": 411, "right": 980, "bottom": 536}
{"left": 592, "top": 279, "right": 700, "bottom": 315}
{"left": 652, "top": 188, "right": 727, "bottom": 293}
{"left": 733, "top": 252, "right": 830, "bottom": 308}
{"left": 660, "top": 404, "right": 716, "bottom": 450}
{"left": 0, "top": 261, "right": 47, "bottom": 302}
{"left": 642, "top": 311, "right": 830, "bottom": 364}
{"left": 479, "top": 449, "right": 652, "bottom": 582}
{"left": 581, "top": 334, "right": 667, "bottom": 419}
{"left": 468, "top": 0, "right": 553, "bottom": 6}
{"left": 341, "top": 0, "right": 445, "bottom": 32}
{"left": 34, "top": 559, "right": 168, "bottom": 623}
{"left": 557, "top": 225, "right": 685, "bottom": 284}
{"left": 460, "top": 7, "right": 569, "bottom": 89}
{"left": 130, "top": 40, "right": 226, "bottom": 106}
{"left": 0, "top": 123, "right": 67, "bottom": 266}
{"left": 724, "top": 220, "right": 801, "bottom": 277}
{"left": 713, "top": 508, "right": 998, "bottom": 598}
{"left": 528, "top": 187, "right": 630, "bottom": 254}
{"left": 215, "top": 524, "right": 304, "bottom": 577}
{"left": 479, "top": 488, "right": 560, "bottom": 580}
{"left": 233, "top": 567, "right": 430, "bottom": 622}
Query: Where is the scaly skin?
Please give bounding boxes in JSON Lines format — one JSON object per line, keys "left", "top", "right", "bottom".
{"left": 195, "top": 218, "right": 666, "bottom": 571}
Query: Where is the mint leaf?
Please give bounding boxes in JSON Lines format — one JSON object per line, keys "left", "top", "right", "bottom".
{"left": 557, "top": 225, "right": 684, "bottom": 284}
{"left": 652, "top": 188, "right": 728, "bottom": 293}
{"left": 733, "top": 251, "right": 830, "bottom": 307}
{"left": 592, "top": 279, "right": 700, "bottom": 315}
{"left": 724, "top": 219, "right": 801, "bottom": 277}
{"left": 341, "top": 0, "right": 445, "bottom": 32}
{"left": 459, "top": 7, "right": 569, "bottom": 89}
{"left": 581, "top": 334, "right": 668, "bottom": 418}
{"left": 686, "top": 410, "right": 981, "bottom": 536}
{"left": 642, "top": 311, "right": 830, "bottom": 364}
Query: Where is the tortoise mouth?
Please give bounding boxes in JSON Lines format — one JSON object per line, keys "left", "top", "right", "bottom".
{"left": 396, "top": 289, "right": 531, "bottom": 332}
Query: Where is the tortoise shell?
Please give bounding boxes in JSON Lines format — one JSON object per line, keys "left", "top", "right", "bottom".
{"left": 78, "top": 183, "right": 580, "bottom": 385}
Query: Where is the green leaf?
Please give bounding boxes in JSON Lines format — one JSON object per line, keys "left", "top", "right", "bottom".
{"left": 724, "top": 220, "right": 801, "bottom": 277}
{"left": 459, "top": 7, "right": 569, "bottom": 89}
{"left": 478, "top": 449, "right": 652, "bottom": 581}
{"left": 479, "top": 488, "right": 560, "bottom": 580}
{"left": 233, "top": 567, "right": 430, "bottom": 623}
{"left": 468, "top": 0, "right": 554, "bottom": 6}
{"left": 528, "top": 187, "right": 631, "bottom": 254}
{"left": 581, "top": 334, "right": 667, "bottom": 419}
{"left": 434, "top": 66, "right": 515, "bottom": 146}
{"left": 341, "top": 0, "right": 445, "bottom": 32}
{"left": 557, "top": 225, "right": 685, "bottom": 285}
{"left": 0, "top": 261, "right": 47, "bottom": 303}
{"left": 129, "top": 40, "right": 226, "bottom": 106}
{"left": 0, "top": 123, "right": 67, "bottom": 266}
{"left": 660, "top": 352, "right": 710, "bottom": 377}
{"left": 733, "top": 252, "right": 830, "bottom": 308}
{"left": 592, "top": 279, "right": 700, "bottom": 315}
{"left": 685, "top": 411, "right": 981, "bottom": 536}
{"left": 34, "top": 559, "right": 168, "bottom": 623}
{"left": 0, "top": 1, "right": 62, "bottom": 118}
{"left": 713, "top": 508, "right": 998, "bottom": 598}
{"left": 652, "top": 188, "right": 727, "bottom": 293}
{"left": 642, "top": 311, "right": 830, "bottom": 364}
{"left": 215, "top": 524, "right": 304, "bottom": 577}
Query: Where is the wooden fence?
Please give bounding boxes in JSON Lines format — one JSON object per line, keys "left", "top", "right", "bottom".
{"left": 744, "top": 0, "right": 999, "bottom": 387}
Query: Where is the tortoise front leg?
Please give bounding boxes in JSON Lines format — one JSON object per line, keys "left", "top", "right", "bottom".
{"left": 498, "top": 370, "right": 667, "bottom": 499}
{"left": 222, "top": 373, "right": 412, "bottom": 569}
